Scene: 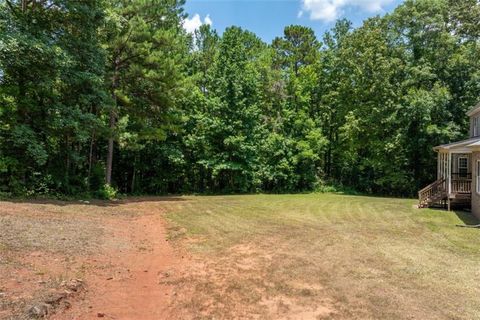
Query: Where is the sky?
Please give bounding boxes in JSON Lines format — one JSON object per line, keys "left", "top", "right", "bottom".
{"left": 183, "top": 0, "right": 404, "bottom": 42}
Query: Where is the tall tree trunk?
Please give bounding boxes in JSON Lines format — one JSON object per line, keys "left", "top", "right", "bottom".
{"left": 326, "top": 126, "right": 333, "bottom": 176}
{"left": 131, "top": 163, "right": 136, "bottom": 193}
{"left": 65, "top": 134, "right": 70, "bottom": 184}
{"left": 105, "top": 112, "right": 115, "bottom": 185}
{"left": 106, "top": 61, "right": 119, "bottom": 185}
{"left": 88, "top": 130, "right": 95, "bottom": 180}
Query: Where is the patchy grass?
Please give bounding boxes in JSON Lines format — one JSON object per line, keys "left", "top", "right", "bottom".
{"left": 1, "top": 195, "right": 479, "bottom": 319}
{"left": 164, "top": 194, "right": 480, "bottom": 319}
{"left": 0, "top": 214, "right": 103, "bottom": 254}
{"left": 0, "top": 200, "right": 136, "bottom": 319}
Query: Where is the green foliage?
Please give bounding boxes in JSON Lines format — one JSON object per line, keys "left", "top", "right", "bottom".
{"left": 97, "top": 183, "right": 117, "bottom": 200}
{"left": 0, "top": 0, "right": 107, "bottom": 195}
{"left": 0, "top": 0, "right": 479, "bottom": 197}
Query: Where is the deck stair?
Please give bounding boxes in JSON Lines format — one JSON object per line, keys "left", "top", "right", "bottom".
{"left": 418, "top": 178, "right": 447, "bottom": 208}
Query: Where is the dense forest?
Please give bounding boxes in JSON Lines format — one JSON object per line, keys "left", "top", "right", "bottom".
{"left": 0, "top": 0, "right": 479, "bottom": 198}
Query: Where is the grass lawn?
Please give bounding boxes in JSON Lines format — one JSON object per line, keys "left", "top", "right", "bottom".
{"left": 1, "top": 194, "right": 480, "bottom": 319}
{"left": 164, "top": 193, "right": 480, "bottom": 319}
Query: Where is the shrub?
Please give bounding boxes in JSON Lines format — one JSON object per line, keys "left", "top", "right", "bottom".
{"left": 96, "top": 184, "right": 117, "bottom": 200}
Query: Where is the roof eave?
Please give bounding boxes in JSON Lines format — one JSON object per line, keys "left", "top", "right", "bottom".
{"left": 466, "top": 102, "right": 480, "bottom": 116}
{"left": 433, "top": 136, "right": 480, "bottom": 152}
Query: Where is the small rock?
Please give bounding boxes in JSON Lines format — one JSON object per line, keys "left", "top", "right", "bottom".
{"left": 106, "top": 277, "right": 113, "bottom": 280}
{"left": 27, "top": 303, "right": 50, "bottom": 318}
{"left": 44, "top": 292, "right": 67, "bottom": 304}
{"left": 97, "top": 312, "right": 105, "bottom": 317}
{"left": 64, "top": 279, "right": 83, "bottom": 292}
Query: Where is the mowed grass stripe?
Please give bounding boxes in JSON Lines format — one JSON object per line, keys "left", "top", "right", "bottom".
{"left": 165, "top": 193, "right": 480, "bottom": 319}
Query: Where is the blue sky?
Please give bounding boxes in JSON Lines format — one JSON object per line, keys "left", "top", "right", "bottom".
{"left": 183, "top": 0, "right": 404, "bottom": 43}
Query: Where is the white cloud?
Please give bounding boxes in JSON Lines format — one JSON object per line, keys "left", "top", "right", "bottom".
{"left": 183, "top": 13, "right": 213, "bottom": 34}
{"left": 300, "top": 0, "right": 393, "bottom": 22}
{"left": 204, "top": 14, "right": 212, "bottom": 26}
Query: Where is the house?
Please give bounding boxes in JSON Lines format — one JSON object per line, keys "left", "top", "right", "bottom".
{"left": 418, "top": 102, "right": 480, "bottom": 218}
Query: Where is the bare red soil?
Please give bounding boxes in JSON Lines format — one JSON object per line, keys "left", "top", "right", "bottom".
{"left": 53, "top": 215, "right": 181, "bottom": 320}
{"left": 0, "top": 199, "right": 185, "bottom": 320}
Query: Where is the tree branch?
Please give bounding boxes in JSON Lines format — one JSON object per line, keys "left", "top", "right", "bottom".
{"left": 5, "top": 0, "right": 19, "bottom": 16}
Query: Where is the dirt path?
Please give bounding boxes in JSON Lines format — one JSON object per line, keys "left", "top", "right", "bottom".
{"left": 51, "top": 213, "right": 181, "bottom": 320}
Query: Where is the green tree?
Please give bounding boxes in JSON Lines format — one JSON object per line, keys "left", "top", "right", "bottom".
{"left": 0, "top": 0, "right": 106, "bottom": 194}
{"left": 102, "top": 0, "right": 188, "bottom": 187}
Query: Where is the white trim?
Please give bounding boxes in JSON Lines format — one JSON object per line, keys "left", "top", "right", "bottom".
{"left": 466, "top": 101, "right": 480, "bottom": 116}
{"left": 448, "top": 152, "right": 452, "bottom": 194}
{"left": 477, "top": 160, "right": 480, "bottom": 194}
{"left": 433, "top": 136, "right": 480, "bottom": 152}
{"left": 450, "top": 149, "right": 473, "bottom": 154}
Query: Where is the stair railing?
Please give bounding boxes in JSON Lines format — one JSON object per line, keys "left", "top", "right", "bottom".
{"left": 418, "top": 178, "right": 446, "bottom": 207}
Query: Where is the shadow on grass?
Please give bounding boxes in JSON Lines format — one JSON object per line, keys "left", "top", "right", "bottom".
{"left": 1, "top": 191, "right": 414, "bottom": 208}
{"left": 1, "top": 195, "right": 187, "bottom": 207}
{"left": 453, "top": 210, "right": 480, "bottom": 226}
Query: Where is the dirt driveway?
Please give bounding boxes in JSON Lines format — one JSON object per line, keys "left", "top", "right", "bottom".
{"left": 0, "top": 198, "right": 184, "bottom": 320}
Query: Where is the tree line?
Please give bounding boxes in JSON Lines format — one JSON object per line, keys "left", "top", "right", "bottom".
{"left": 0, "top": 0, "right": 479, "bottom": 197}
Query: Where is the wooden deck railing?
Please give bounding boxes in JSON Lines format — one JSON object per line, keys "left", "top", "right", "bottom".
{"left": 451, "top": 179, "right": 472, "bottom": 193}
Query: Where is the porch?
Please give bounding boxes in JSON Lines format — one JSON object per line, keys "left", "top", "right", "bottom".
{"left": 418, "top": 151, "right": 472, "bottom": 209}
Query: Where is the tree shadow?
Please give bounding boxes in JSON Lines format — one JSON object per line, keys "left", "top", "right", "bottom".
{"left": 1, "top": 195, "right": 187, "bottom": 207}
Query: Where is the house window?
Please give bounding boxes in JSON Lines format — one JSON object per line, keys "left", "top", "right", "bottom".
{"left": 458, "top": 157, "right": 468, "bottom": 178}
{"left": 474, "top": 116, "right": 480, "bottom": 137}
{"left": 477, "top": 160, "right": 480, "bottom": 194}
